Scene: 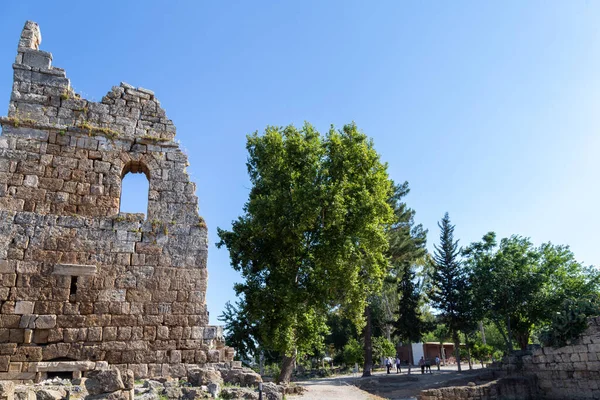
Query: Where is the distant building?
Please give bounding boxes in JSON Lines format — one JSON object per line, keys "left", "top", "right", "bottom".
{"left": 397, "top": 342, "right": 458, "bottom": 366}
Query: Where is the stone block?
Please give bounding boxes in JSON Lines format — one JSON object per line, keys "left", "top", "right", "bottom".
{"left": 21, "top": 49, "right": 52, "bottom": 69}
{"left": 12, "top": 346, "right": 42, "bottom": 362}
{"left": 0, "top": 380, "right": 14, "bottom": 398}
{"left": 588, "top": 343, "right": 600, "bottom": 353}
{"left": 23, "top": 329, "right": 32, "bottom": 344}
{"left": 52, "top": 264, "right": 96, "bottom": 276}
{"left": 13, "top": 302, "right": 33, "bottom": 315}
{"left": 169, "top": 350, "right": 181, "bottom": 364}
{"left": 18, "top": 316, "right": 35, "bottom": 330}
{"left": 32, "top": 360, "right": 95, "bottom": 372}
{"left": 0, "top": 357, "right": 8, "bottom": 373}
{"left": 87, "top": 327, "right": 102, "bottom": 342}
{"left": 84, "top": 369, "right": 124, "bottom": 395}
{"left": 34, "top": 315, "right": 56, "bottom": 329}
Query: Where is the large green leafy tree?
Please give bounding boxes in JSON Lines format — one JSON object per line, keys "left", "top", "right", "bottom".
{"left": 217, "top": 123, "right": 394, "bottom": 383}
{"left": 466, "top": 234, "right": 544, "bottom": 352}
{"left": 464, "top": 233, "right": 600, "bottom": 351}
{"left": 428, "top": 213, "right": 472, "bottom": 371}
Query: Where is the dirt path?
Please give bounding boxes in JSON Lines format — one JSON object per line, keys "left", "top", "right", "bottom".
{"left": 288, "top": 365, "right": 490, "bottom": 400}
{"left": 286, "top": 378, "right": 379, "bottom": 400}
{"left": 287, "top": 377, "right": 384, "bottom": 400}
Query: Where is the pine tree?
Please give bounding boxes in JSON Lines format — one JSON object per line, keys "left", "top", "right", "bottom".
{"left": 393, "top": 263, "right": 423, "bottom": 367}
{"left": 428, "top": 212, "right": 471, "bottom": 372}
{"left": 362, "top": 182, "right": 427, "bottom": 376}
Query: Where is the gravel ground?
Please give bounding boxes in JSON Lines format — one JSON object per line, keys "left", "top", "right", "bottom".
{"left": 287, "top": 377, "right": 383, "bottom": 400}
{"left": 287, "top": 364, "right": 487, "bottom": 400}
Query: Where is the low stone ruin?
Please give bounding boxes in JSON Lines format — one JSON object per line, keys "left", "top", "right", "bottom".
{"left": 419, "top": 375, "right": 538, "bottom": 400}
{"left": 0, "top": 20, "right": 235, "bottom": 382}
{"left": 419, "top": 316, "right": 600, "bottom": 400}
{"left": 0, "top": 364, "right": 296, "bottom": 400}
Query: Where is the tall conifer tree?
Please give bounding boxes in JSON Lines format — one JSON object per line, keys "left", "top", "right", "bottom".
{"left": 428, "top": 213, "right": 471, "bottom": 372}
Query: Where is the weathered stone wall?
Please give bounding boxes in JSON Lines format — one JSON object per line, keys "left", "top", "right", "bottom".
{"left": 0, "top": 21, "right": 234, "bottom": 381}
{"left": 500, "top": 316, "right": 600, "bottom": 399}
{"left": 420, "top": 317, "right": 600, "bottom": 400}
{"left": 420, "top": 376, "right": 537, "bottom": 400}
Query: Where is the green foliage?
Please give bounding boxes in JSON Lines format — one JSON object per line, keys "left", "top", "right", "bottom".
{"left": 422, "top": 322, "right": 450, "bottom": 344}
{"left": 263, "top": 363, "right": 281, "bottom": 378}
{"left": 492, "top": 350, "right": 504, "bottom": 361}
{"left": 364, "top": 182, "right": 427, "bottom": 374}
{"left": 471, "top": 343, "right": 494, "bottom": 365}
{"left": 217, "top": 300, "right": 257, "bottom": 362}
{"left": 217, "top": 123, "right": 393, "bottom": 380}
{"left": 325, "top": 310, "right": 358, "bottom": 353}
{"left": 372, "top": 336, "right": 396, "bottom": 360}
{"left": 385, "top": 182, "right": 428, "bottom": 343}
{"left": 539, "top": 295, "right": 600, "bottom": 348}
{"left": 386, "top": 181, "right": 428, "bottom": 270}
{"left": 342, "top": 338, "right": 364, "bottom": 365}
{"left": 464, "top": 233, "right": 600, "bottom": 351}
{"left": 428, "top": 213, "right": 474, "bottom": 356}
{"left": 473, "top": 321, "right": 511, "bottom": 354}
{"left": 393, "top": 263, "right": 423, "bottom": 343}
{"left": 465, "top": 234, "right": 543, "bottom": 351}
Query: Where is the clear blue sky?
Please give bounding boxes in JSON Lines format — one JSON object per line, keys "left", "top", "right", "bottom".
{"left": 1, "top": 1, "right": 599, "bottom": 325}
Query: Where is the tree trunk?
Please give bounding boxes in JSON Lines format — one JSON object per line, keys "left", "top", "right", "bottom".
{"left": 362, "top": 306, "right": 373, "bottom": 377}
{"left": 278, "top": 354, "right": 296, "bottom": 384}
{"left": 453, "top": 331, "right": 462, "bottom": 372}
{"left": 464, "top": 338, "right": 472, "bottom": 370}
{"left": 492, "top": 318, "right": 511, "bottom": 355}
{"left": 441, "top": 343, "right": 446, "bottom": 366}
{"left": 259, "top": 350, "right": 265, "bottom": 376}
{"left": 407, "top": 342, "right": 412, "bottom": 374}
{"left": 479, "top": 321, "right": 486, "bottom": 345}
{"left": 506, "top": 315, "right": 514, "bottom": 353}
{"left": 515, "top": 330, "right": 529, "bottom": 351}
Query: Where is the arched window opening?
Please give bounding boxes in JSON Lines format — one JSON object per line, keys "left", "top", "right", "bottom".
{"left": 120, "top": 161, "right": 150, "bottom": 216}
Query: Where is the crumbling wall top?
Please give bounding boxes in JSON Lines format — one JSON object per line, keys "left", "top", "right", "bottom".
{"left": 0, "top": 21, "right": 196, "bottom": 219}
{"left": 18, "top": 21, "right": 42, "bottom": 50}
{"left": 4, "top": 21, "right": 177, "bottom": 142}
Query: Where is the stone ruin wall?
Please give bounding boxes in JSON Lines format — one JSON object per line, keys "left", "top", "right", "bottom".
{"left": 505, "top": 316, "right": 600, "bottom": 399}
{"left": 0, "top": 21, "right": 234, "bottom": 381}
{"left": 420, "top": 316, "right": 600, "bottom": 400}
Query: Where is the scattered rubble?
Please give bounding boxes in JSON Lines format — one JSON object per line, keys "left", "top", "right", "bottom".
{"left": 0, "top": 365, "right": 302, "bottom": 399}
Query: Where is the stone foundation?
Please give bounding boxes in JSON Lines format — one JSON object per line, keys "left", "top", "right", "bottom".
{"left": 420, "top": 376, "right": 537, "bottom": 400}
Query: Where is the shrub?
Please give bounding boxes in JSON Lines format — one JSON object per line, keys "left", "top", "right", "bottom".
{"left": 342, "top": 338, "right": 364, "bottom": 366}
{"left": 539, "top": 295, "right": 600, "bottom": 348}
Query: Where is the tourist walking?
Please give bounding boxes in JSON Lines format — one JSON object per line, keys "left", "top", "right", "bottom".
{"left": 386, "top": 357, "right": 392, "bottom": 374}
{"left": 425, "top": 358, "right": 432, "bottom": 373}
{"left": 419, "top": 356, "right": 425, "bottom": 374}
{"left": 395, "top": 356, "right": 401, "bottom": 373}
{"left": 435, "top": 355, "right": 441, "bottom": 370}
